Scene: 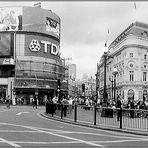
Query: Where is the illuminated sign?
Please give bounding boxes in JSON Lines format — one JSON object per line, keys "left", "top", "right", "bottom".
{"left": 29, "top": 39, "right": 59, "bottom": 55}
{"left": 29, "top": 40, "right": 41, "bottom": 52}
{"left": 3, "top": 58, "right": 14, "bottom": 65}
{"left": 0, "top": 7, "right": 22, "bottom": 31}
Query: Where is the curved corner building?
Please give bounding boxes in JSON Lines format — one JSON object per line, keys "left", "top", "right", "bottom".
{"left": 0, "top": 6, "right": 66, "bottom": 105}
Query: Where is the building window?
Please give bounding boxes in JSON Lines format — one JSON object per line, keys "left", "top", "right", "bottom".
{"left": 144, "top": 65, "right": 146, "bottom": 68}
{"left": 130, "top": 53, "right": 133, "bottom": 58}
{"left": 144, "top": 54, "right": 147, "bottom": 60}
{"left": 143, "top": 72, "right": 147, "bottom": 81}
{"left": 129, "top": 71, "right": 134, "bottom": 81}
{"left": 130, "top": 63, "right": 133, "bottom": 67}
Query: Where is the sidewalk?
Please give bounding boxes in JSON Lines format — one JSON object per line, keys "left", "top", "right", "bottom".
{"left": 40, "top": 108, "right": 148, "bottom": 136}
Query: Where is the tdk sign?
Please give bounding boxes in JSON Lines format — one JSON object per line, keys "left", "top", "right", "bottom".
{"left": 29, "top": 39, "right": 59, "bottom": 55}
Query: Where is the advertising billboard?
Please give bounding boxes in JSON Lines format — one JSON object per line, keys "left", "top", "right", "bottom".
{"left": 46, "top": 17, "right": 60, "bottom": 37}
{"left": 0, "top": 7, "right": 22, "bottom": 31}
{"left": 0, "top": 33, "right": 13, "bottom": 57}
{"left": 22, "top": 7, "right": 60, "bottom": 39}
{"left": 0, "top": 7, "right": 60, "bottom": 38}
{"left": 24, "top": 34, "right": 60, "bottom": 60}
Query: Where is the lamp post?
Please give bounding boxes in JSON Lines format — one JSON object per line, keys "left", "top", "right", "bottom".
{"left": 103, "top": 43, "right": 108, "bottom": 106}
{"left": 109, "top": 76, "right": 114, "bottom": 100}
{"left": 95, "top": 63, "right": 99, "bottom": 105}
{"left": 112, "top": 67, "right": 118, "bottom": 102}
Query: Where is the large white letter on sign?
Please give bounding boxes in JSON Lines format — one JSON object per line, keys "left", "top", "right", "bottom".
{"left": 51, "top": 43, "right": 59, "bottom": 55}
{"left": 41, "top": 40, "right": 51, "bottom": 53}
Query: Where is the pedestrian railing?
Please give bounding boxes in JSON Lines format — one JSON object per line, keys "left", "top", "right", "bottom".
{"left": 45, "top": 102, "right": 148, "bottom": 130}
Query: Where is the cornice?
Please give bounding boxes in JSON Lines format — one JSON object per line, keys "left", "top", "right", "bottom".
{"left": 109, "top": 21, "right": 148, "bottom": 50}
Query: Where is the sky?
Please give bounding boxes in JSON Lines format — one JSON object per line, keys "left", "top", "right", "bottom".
{"left": 0, "top": 1, "right": 148, "bottom": 79}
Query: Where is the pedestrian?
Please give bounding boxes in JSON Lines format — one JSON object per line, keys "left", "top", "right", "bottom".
{"left": 6, "top": 95, "right": 11, "bottom": 109}
{"left": 34, "top": 96, "right": 38, "bottom": 109}
{"left": 129, "top": 99, "right": 135, "bottom": 118}
{"left": 68, "top": 97, "right": 73, "bottom": 114}
{"left": 52, "top": 96, "right": 58, "bottom": 104}
{"left": 31, "top": 97, "right": 35, "bottom": 108}
{"left": 116, "top": 95, "right": 122, "bottom": 121}
{"left": 62, "top": 97, "right": 69, "bottom": 117}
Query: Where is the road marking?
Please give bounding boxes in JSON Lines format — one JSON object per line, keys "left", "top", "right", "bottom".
{"left": 38, "top": 112, "right": 148, "bottom": 138}
{"left": 16, "top": 112, "right": 29, "bottom": 116}
{"left": 25, "top": 126, "right": 104, "bottom": 147}
{"left": 4, "top": 138, "right": 148, "bottom": 144}
{"left": 0, "top": 137, "right": 21, "bottom": 147}
{"left": 0, "top": 130, "right": 40, "bottom": 133}
{"left": 0, "top": 109, "right": 10, "bottom": 112}
{"left": 9, "top": 141, "right": 81, "bottom": 144}
{"left": 0, "top": 122, "right": 146, "bottom": 140}
{"left": 1, "top": 122, "right": 148, "bottom": 147}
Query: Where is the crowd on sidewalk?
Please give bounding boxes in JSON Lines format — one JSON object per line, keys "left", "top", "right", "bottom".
{"left": 45, "top": 94, "right": 148, "bottom": 119}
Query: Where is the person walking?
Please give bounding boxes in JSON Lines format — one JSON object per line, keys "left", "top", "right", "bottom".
{"left": 116, "top": 96, "right": 122, "bottom": 121}
{"left": 68, "top": 97, "right": 73, "bottom": 114}
{"left": 62, "top": 96, "right": 69, "bottom": 117}
{"left": 129, "top": 99, "right": 135, "bottom": 118}
{"left": 6, "top": 95, "right": 11, "bottom": 109}
{"left": 31, "top": 97, "right": 35, "bottom": 108}
{"left": 34, "top": 96, "right": 38, "bottom": 109}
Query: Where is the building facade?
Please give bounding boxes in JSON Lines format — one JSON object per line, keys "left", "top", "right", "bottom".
{"left": 69, "top": 64, "right": 76, "bottom": 80}
{"left": 64, "top": 62, "right": 78, "bottom": 97}
{"left": 0, "top": 6, "right": 67, "bottom": 105}
{"left": 97, "top": 21, "right": 148, "bottom": 104}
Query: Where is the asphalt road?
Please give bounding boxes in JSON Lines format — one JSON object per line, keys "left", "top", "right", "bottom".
{"left": 0, "top": 105, "right": 147, "bottom": 148}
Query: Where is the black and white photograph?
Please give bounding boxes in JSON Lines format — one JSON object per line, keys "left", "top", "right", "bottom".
{"left": 0, "top": 1, "right": 147, "bottom": 147}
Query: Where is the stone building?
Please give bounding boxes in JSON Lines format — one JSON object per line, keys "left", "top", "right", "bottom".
{"left": 97, "top": 21, "right": 148, "bottom": 103}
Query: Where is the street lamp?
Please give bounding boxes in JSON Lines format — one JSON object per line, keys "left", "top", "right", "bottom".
{"left": 95, "top": 63, "right": 99, "bottom": 105}
{"left": 112, "top": 67, "right": 118, "bottom": 102}
{"left": 109, "top": 76, "right": 114, "bottom": 101}
{"left": 103, "top": 43, "right": 108, "bottom": 106}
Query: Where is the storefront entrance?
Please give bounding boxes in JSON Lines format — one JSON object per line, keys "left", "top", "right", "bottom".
{"left": 0, "top": 86, "right": 7, "bottom": 104}
{"left": 128, "top": 89, "right": 134, "bottom": 102}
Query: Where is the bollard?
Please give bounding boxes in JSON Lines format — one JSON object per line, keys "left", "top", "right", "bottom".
{"left": 94, "top": 104, "right": 97, "bottom": 125}
{"left": 74, "top": 103, "right": 77, "bottom": 122}
{"left": 120, "top": 108, "right": 122, "bottom": 129}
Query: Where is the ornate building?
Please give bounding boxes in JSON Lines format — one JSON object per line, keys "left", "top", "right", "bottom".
{"left": 97, "top": 21, "right": 148, "bottom": 103}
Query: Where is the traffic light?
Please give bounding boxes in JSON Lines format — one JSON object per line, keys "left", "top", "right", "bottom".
{"left": 57, "top": 79, "right": 61, "bottom": 88}
{"left": 82, "top": 83, "right": 85, "bottom": 92}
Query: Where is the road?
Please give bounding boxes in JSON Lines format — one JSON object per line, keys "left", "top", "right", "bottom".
{"left": 0, "top": 105, "right": 147, "bottom": 147}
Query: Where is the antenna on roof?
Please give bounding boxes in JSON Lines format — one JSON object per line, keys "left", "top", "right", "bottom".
{"left": 105, "top": 28, "right": 109, "bottom": 47}
{"left": 133, "top": 2, "right": 137, "bottom": 22}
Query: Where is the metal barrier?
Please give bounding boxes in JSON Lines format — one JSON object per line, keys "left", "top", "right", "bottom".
{"left": 45, "top": 102, "right": 148, "bottom": 130}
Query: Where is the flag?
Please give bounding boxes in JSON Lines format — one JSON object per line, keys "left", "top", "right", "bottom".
{"left": 134, "top": 2, "right": 136, "bottom": 9}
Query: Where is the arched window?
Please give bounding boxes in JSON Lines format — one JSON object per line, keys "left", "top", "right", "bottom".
{"left": 143, "top": 90, "right": 148, "bottom": 101}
